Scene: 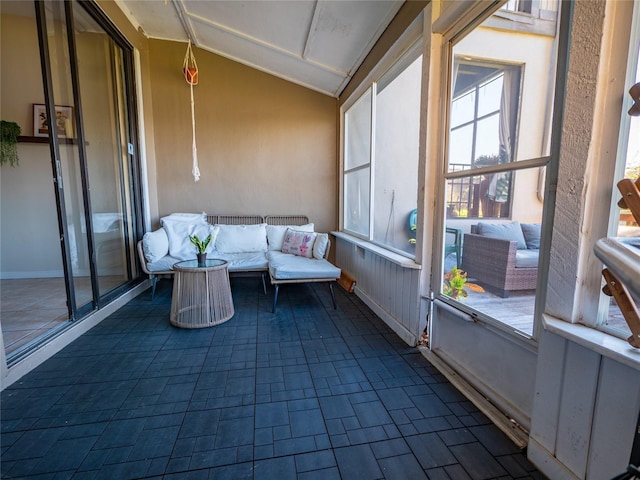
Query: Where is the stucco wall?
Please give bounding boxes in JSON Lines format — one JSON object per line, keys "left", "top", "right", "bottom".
{"left": 546, "top": 0, "right": 607, "bottom": 323}
{"left": 148, "top": 39, "right": 338, "bottom": 233}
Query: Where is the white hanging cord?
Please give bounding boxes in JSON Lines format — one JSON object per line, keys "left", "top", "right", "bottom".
{"left": 384, "top": 189, "right": 395, "bottom": 243}
{"left": 183, "top": 40, "right": 200, "bottom": 182}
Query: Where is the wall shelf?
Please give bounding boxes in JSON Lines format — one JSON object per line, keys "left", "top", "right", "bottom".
{"left": 17, "top": 135, "right": 81, "bottom": 145}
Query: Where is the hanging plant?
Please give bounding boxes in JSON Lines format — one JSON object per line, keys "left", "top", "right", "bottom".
{"left": 0, "top": 121, "right": 21, "bottom": 167}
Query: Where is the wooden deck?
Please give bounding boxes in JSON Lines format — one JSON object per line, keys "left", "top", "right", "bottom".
{"left": 457, "top": 288, "right": 629, "bottom": 338}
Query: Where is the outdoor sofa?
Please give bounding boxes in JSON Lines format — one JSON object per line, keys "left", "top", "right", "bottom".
{"left": 137, "top": 213, "right": 341, "bottom": 312}
{"left": 461, "top": 221, "right": 540, "bottom": 297}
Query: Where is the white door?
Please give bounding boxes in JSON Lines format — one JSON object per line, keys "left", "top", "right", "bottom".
{"left": 428, "top": 0, "right": 569, "bottom": 432}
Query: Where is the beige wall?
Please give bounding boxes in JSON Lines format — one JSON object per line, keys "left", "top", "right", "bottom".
{"left": 148, "top": 39, "right": 338, "bottom": 233}
{"left": 0, "top": 12, "right": 62, "bottom": 276}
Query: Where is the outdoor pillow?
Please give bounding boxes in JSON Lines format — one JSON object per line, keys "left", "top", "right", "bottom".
{"left": 313, "top": 233, "right": 329, "bottom": 259}
{"left": 214, "top": 223, "right": 268, "bottom": 253}
{"left": 476, "top": 221, "right": 527, "bottom": 249}
{"left": 163, "top": 220, "right": 217, "bottom": 260}
{"left": 266, "top": 223, "right": 314, "bottom": 250}
{"left": 282, "top": 228, "right": 317, "bottom": 258}
{"left": 521, "top": 223, "right": 542, "bottom": 249}
{"left": 142, "top": 228, "right": 169, "bottom": 263}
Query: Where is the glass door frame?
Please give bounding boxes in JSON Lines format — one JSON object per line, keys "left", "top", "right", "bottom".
{"left": 33, "top": 0, "right": 143, "bottom": 322}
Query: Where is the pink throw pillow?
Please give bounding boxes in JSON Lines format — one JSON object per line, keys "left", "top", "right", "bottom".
{"left": 281, "top": 229, "right": 317, "bottom": 258}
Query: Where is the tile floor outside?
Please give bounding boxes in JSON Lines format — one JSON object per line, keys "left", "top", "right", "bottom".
{"left": 0, "top": 277, "right": 546, "bottom": 479}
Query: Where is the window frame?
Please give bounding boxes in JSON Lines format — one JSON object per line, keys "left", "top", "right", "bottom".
{"left": 340, "top": 41, "right": 423, "bottom": 258}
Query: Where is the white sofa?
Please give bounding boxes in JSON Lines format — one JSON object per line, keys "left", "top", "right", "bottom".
{"left": 137, "top": 213, "right": 341, "bottom": 312}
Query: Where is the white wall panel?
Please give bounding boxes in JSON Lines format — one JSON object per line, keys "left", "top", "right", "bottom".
{"left": 335, "top": 237, "right": 422, "bottom": 345}
{"left": 530, "top": 331, "right": 567, "bottom": 452}
{"left": 587, "top": 357, "right": 640, "bottom": 479}
{"left": 430, "top": 306, "right": 538, "bottom": 429}
{"left": 555, "top": 342, "right": 600, "bottom": 479}
{"left": 530, "top": 328, "right": 640, "bottom": 479}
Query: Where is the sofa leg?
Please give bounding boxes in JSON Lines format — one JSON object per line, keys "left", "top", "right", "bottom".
{"left": 261, "top": 272, "right": 267, "bottom": 295}
{"left": 151, "top": 276, "right": 158, "bottom": 300}
{"left": 272, "top": 285, "right": 280, "bottom": 313}
{"left": 329, "top": 282, "right": 337, "bottom": 309}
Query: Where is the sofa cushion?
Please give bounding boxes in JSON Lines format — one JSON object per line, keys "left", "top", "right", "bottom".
{"left": 521, "top": 223, "right": 542, "bottom": 249}
{"left": 282, "top": 229, "right": 317, "bottom": 258}
{"left": 146, "top": 254, "right": 181, "bottom": 272}
{"left": 213, "top": 252, "right": 268, "bottom": 271}
{"left": 215, "top": 223, "right": 268, "bottom": 253}
{"left": 266, "top": 223, "right": 314, "bottom": 251}
{"left": 515, "top": 249, "right": 539, "bottom": 268}
{"left": 142, "top": 228, "right": 169, "bottom": 263}
{"left": 476, "top": 221, "right": 527, "bottom": 250}
{"left": 267, "top": 251, "right": 341, "bottom": 280}
{"left": 313, "top": 233, "right": 329, "bottom": 259}
{"left": 162, "top": 219, "right": 218, "bottom": 261}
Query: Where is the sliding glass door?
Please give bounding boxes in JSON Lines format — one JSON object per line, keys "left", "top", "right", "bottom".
{"left": 0, "top": 0, "right": 142, "bottom": 362}
{"left": 72, "top": 1, "right": 138, "bottom": 299}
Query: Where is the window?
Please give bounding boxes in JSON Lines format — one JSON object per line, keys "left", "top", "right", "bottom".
{"left": 440, "top": 4, "right": 562, "bottom": 336}
{"left": 344, "top": 89, "right": 372, "bottom": 237}
{"left": 600, "top": 6, "right": 640, "bottom": 338}
{"left": 343, "top": 49, "right": 422, "bottom": 256}
{"left": 373, "top": 55, "right": 421, "bottom": 254}
{"left": 447, "top": 63, "right": 521, "bottom": 219}
{"left": 502, "top": 0, "right": 533, "bottom": 15}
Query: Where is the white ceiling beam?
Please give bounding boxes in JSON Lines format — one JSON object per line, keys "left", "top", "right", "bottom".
{"left": 172, "top": 0, "right": 197, "bottom": 43}
{"left": 302, "top": 0, "right": 320, "bottom": 60}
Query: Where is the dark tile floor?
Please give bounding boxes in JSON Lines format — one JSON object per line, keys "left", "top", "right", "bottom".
{"left": 1, "top": 277, "right": 545, "bottom": 479}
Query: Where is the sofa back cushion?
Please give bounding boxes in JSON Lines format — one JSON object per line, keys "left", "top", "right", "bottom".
{"left": 215, "top": 223, "right": 268, "bottom": 253}
{"left": 476, "top": 221, "right": 527, "bottom": 249}
{"left": 313, "top": 233, "right": 329, "bottom": 259}
{"left": 521, "top": 223, "right": 541, "bottom": 249}
{"left": 266, "top": 223, "right": 314, "bottom": 251}
{"left": 282, "top": 229, "right": 317, "bottom": 258}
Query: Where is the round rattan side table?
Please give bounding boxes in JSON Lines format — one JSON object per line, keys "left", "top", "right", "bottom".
{"left": 170, "top": 259, "right": 235, "bottom": 328}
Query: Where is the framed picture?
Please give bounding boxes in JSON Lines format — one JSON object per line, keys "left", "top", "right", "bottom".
{"left": 33, "top": 104, "right": 74, "bottom": 138}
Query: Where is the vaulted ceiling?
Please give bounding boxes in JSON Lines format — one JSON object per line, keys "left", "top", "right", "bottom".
{"left": 116, "top": 0, "right": 404, "bottom": 97}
